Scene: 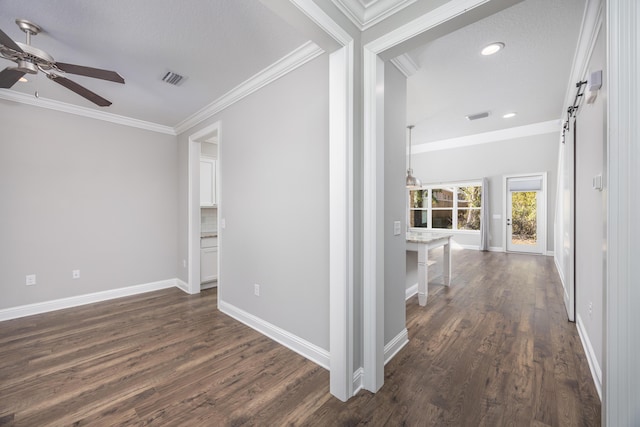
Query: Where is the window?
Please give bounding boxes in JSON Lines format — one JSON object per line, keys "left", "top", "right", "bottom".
{"left": 408, "top": 182, "right": 482, "bottom": 231}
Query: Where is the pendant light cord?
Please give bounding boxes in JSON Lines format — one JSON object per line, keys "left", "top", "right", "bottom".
{"left": 407, "top": 125, "right": 414, "bottom": 171}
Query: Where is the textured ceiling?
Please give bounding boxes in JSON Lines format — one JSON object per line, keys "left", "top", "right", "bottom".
{"left": 405, "top": 0, "right": 586, "bottom": 145}
{"left": 0, "top": 0, "right": 307, "bottom": 127}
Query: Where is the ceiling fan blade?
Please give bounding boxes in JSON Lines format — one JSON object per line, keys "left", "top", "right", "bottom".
{"left": 0, "top": 68, "right": 26, "bottom": 88}
{"left": 0, "top": 27, "right": 23, "bottom": 53}
{"left": 49, "top": 75, "right": 112, "bottom": 107}
{"left": 56, "top": 62, "right": 124, "bottom": 84}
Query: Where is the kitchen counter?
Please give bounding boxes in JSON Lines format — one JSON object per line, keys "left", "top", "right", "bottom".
{"left": 406, "top": 231, "right": 453, "bottom": 306}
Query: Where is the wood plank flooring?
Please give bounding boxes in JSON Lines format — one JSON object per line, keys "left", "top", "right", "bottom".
{"left": 0, "top": 250, "right": 601, "bottom": 426}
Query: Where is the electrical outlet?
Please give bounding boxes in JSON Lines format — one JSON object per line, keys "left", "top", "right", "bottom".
{"left": 254, "top": 284, "right": 260, "bottom": 296}
{"left": 25, "top": 274, "right": 36, "bottom": 286}
{"left": 588, "top": 301, "right": 593, "bottom": 316}
{"left": 72, "top": 270, "right": 80, "bottom": 279}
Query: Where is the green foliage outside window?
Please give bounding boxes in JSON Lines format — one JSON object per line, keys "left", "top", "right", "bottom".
{"left": 511, "top": 191, "right": 537, "bottom": 241}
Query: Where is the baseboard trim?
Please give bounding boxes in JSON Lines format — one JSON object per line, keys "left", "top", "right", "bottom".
{"left": 576, "top": 314, "right": 602, "bottom": 400}
{"left": 489, "top": 246, "right": 505, "bottom": 252}
{"left": 175, "top": 278, "right": 189, "bottom": 293}
{"left": 218, "top": 300, "right": 330, "bottom": 370}
{"left": 406, "top": 283, "right": 418, "bottom": 300}
{"left": 457, "top": 244, "right": 479, "bottom": 250}
{"left": 0, "top": 278, "right": 178, "bottom": 321}
{"left": 384, "top": 328, "right": 409, "bottom": 365}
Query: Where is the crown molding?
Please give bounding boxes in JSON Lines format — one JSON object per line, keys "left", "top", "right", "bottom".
{"left": 174, "top": 41, "right": 324, "bottom": 135}
{"left": 412, "top": 120, "right": 562, "bottom": 153}
{"left": 1, "top": 41, "right": 325, "bottom": 137}
{"left": 389, "top": 53, "right": 419, "bottom": 77}
{"left": 331, "top": 0, "right": 417, "bottom": 30}
{"left": 0, "top": 89, "right": 176, "bottom": 135}
{"left": 364, "top": 0, "right": 491, "bottom": 53}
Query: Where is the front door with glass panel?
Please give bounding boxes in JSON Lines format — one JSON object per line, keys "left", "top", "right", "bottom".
{"left": 506, "top": 176, "right": 545, "bottom": 254}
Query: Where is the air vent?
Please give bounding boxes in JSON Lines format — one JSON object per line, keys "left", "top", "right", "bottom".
{"left": 162, "top": 71, "right": 186, "bottom": 86}
{"left": 465, "top": 111, "right": 490, "bottom": 121}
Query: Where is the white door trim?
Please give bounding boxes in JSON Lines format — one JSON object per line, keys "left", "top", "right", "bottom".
{"left": 187, "top": 121, "right": 221, "bottom": 295}
{"left": 362, "top": 0, "right": 506, "bottom": 393}
{"left": 502, "top": 172, "right": 547, "bottom": 255}
{"left": 606, "top": 0, "right": 640, "bottom": 424}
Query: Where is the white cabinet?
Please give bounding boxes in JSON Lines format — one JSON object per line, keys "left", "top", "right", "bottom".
{"left": 200, "top": 158, "right": 217, "bottom": 207}
{"left": 201, "top": 247, "right": 218, "bottom": 283}
{"left": 200, "top": 236, "right": 218, "bottom": 284}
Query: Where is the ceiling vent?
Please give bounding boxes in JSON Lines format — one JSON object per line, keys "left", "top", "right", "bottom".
{"left": 465, "top": 111, "right": 490, "bottom": 121}
{"left": 161, "top": 71, "right": 185, "bottom": 86}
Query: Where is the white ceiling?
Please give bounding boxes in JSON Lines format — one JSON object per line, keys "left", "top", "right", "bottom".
{"left": 404, "top": 0, "right": 586, "bottom": 145}
{"left": 0, "top": 0, "right": 307, "bottom": 127}
{"left": 0, "top": 0, "right": 587, "bottom": 141}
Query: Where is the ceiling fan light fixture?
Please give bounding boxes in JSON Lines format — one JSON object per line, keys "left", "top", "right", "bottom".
{"left": 14, "top": 60, "right": 38, "bottom": 74}
{"left": 481, "top": 42, "right": 505, "bottom": 56}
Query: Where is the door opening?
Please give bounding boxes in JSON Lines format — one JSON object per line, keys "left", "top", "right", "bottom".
{"left": 504, "top": 174, "right": 547, "bottom": 255}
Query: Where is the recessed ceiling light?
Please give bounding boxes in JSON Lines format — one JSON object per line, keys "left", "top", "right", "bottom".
{"left": 503, "top": 112, "right": 517, "bottom": 118}
{"left": 19, "top": 77, "right": 28, "bottom": 82}
{"left": 481, "top": 42, "right": 505, "bottom": 56}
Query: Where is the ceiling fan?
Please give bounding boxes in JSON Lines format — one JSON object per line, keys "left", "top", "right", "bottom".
{"left": 0, "top": 18, "right": 124, "bottom": 107}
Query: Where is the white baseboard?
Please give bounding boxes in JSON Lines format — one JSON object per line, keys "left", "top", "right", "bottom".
{"left": 352, "top": 367, "right": 363, "bottom": 396}
{"left": 0, "top": 278, "right": 178, "bottom": 322}
{"left": 406, "top": 283, "right": 418, "bottom": 300}
{"left": 456, "top": 244, "right": 480, "bottom": 250}
{"left": 384, "top": 328, "right": 409, "bottom": 365}
{"left": 546, "top": 250, "right": 555, "bottom": 257}
{"left": 176, "top": 278, "right": 189, "bottom": 293}
{"left": 489, "top": 246, "right": 505, "bottom": 252}
{"left": 576, "top": 314, "right": 602, "bottom": 400}
{"left": 218, "top": 300, "right": 330, "bottom": 370}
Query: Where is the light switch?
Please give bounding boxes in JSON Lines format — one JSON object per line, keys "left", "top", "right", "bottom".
{"left": 393, "top": 221, "right": 401, "bottom": 236}
{"left": 593, "top": 174, "right": 603, "bottom": 191}
{"left": 221, "top": 218, "right": 226, "bottom": 229}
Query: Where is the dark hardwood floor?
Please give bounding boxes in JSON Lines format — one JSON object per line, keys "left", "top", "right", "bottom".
{"left": 0, "top": 250, "right": 600, "bottom": 426}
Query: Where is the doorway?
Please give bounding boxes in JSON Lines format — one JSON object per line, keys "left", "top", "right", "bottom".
{"left": 504, "top": 174, "right": 547, "bottom": 255}
{"left": 187, "top": 121, "right": 221, "bottom": 295}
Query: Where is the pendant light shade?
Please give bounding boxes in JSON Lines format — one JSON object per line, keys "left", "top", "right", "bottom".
{"left": 406, "top": 125, "right": 422, "bottom": 188}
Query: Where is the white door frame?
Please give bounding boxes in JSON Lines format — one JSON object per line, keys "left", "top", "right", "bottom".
{"left": 187, "top": 121, "right": 221, "bottom": 295}
{"left": 503, "top": 173, "right": 547, "bottom": 255}
{"left": 362, "top": 0, "right": 518, "bottom": 393}
{"left": 606, "top": 0, "right": 640, "bottom": 423}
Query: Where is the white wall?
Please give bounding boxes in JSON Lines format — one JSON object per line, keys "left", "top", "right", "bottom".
{"left": 384, "top": 62, "right": 407, "bottom": 344}
{"left": 575, "top": 26, "right": 606, "bottom": 389}
{"left": 0, "top": 102, "right": 178, "bottom": 310}
{"left": 177, "top": 54, "right": 330, "bottom": 350}
{"left": 410, "top": 133, "right": 559, "bottom": 251}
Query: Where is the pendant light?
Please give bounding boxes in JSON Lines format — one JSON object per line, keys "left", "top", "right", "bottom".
{"left": 406, "top": 125, "right": 422, "bottom": 188}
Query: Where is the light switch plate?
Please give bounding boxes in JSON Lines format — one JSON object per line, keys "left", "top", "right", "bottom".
{"left": 593, "top": 174, "right": 603, "bottom": 191}
{"left": 393, "top": 221, "right": 401, "bottom": 236}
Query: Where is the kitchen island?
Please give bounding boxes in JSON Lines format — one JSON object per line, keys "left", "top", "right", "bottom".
{"left": 406, "top": 231, "right": 453, "bottom": 306}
